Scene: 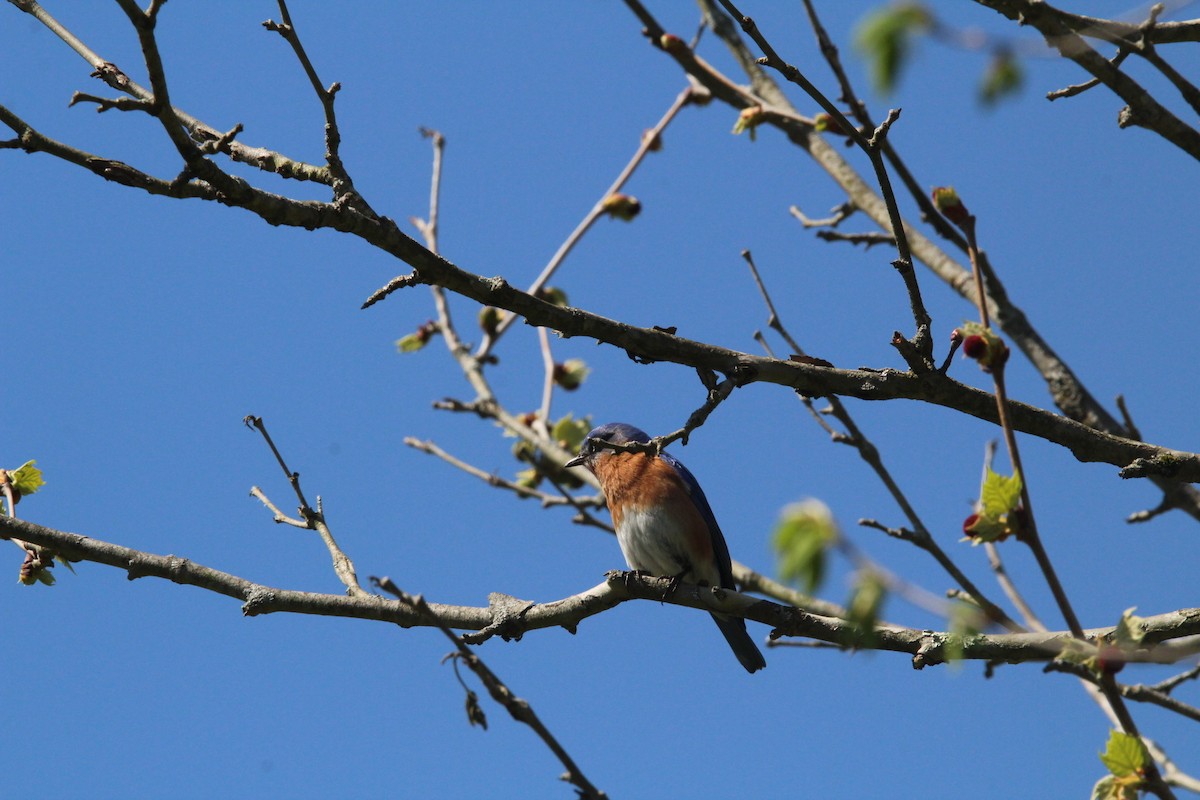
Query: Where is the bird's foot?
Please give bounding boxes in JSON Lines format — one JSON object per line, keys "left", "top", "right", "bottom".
{"left": 662, "top": 571, "right": 687, "bottom": 601}
{"left": 613, "top": 569, "right": 652, "bottom": 593}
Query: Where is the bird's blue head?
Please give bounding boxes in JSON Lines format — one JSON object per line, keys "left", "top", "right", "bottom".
{"left": 564, "top": 422, "right": 649, "bottom": 470}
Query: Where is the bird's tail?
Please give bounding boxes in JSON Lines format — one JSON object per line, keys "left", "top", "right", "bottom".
{"left": 711, "top": 613, "right": 766, "bottom": 673}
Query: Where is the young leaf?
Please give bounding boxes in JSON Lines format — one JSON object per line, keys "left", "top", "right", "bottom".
{"left": 600, "top": 193, "right": 641, "bottom": 221}
{"left": 10, "top": 460, "right": 45, "bottom": 495}
{"left": 844, "top": 569, "right": 886, "bottom": 648}
{"left": 1091, "top": 774, "right": 1139, "bottom": 800}
{"left": 854, "top": 3, "right": 932, "bottom": 94}
{"left": 1113, "top": 607, "right": 1147, "bottom": 650}
{"left": 980, "top": 466, "right": 1022, "bottom": 517}
{"left": 1099, "top": 730, "right": 1149, "bottom": 778}
{"left": 773, "top": 499, "right": 838, "bottom": 594}
{"left": 1056, "top": 639, "right": 1093, "bottom": 667}
{"left": 980, "top": 52, "right": 1023, "bottom": 106}
{"left": 553, "top": 359, "right": 590, "bottom": 392}
{"left": 961, "top": 510, "right": 1009, "bottom": 544}
{"left": 396, "top": 321, "right": 438, "bottom": 353}
{"left": 535, "top": 286, "right": 569, "bottom": 307}
{"left": 514, "top": 468, "right": 542, "bottom": 490}
{"left": 944, "top": 601, "right": 986, "bottom": 663}
{"left": 732, "top": 106, "right": 767, "bottom": 141}
{"left": 551, "top": 414, "right": 592, "bottom": 454}
{"left": 478, "top": 306, "right": 502, "bottom": 336}
{"left": 396, "top": 332, "right": 429, "bottom": 353}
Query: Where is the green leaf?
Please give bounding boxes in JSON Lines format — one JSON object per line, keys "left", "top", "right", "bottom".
{"left": 1056, "top": 639, "right": 1094, "bottom": 667}
{"left": 732, "top": 106, "right": 767, "bottom": 141}
{"left": 1099, "top": 730, "right": 1149, "bottom": 778}
{"left": 553, "top": 359, "right": 590, "bottom": 392}
{"left": 961, "top": 510, "right": 1009, "bottom": 544}
{"left": 944, "top": 601, "right": 986, "bottom": 663}
{"left": 478, "top": 306, "right": 502, "bottom": 336}
{"left": 514, "top": 468, "right": 542, "bottom": 490}
{"left": 600, "top": 193, "right": 641, "bottom": 221}
{"left": 10, "top": 460, "right": 45, "bottom": 495}
{"left": 772, "top": 500, "right": 838, "bottom": 594}
{"left": 19, "top": 563, "right": 56, "bottom": 586}
{"left": 396, "top": 321, "right": 438, "bottom": 353}
{"left": 961, "top": 457, "right": 1025, "bottom": 545}
{"left": 844, "top": 569, "right": 886, "bottom": 647}
{"left": 396, "top": 332, "right": 429, "bottom": 353}
{"left": 1091, "top": 774, "right": 1140, "bottom": 800}
{"left": 511, "top": 437, "right": 536, "bottom": 462}
{"left": 854, "top": 3, "right": 932, "bottom": 94}
{"left": 980, "top": 52, "right": 1023, "bottom": 106}
{"left": 551, "top": 414, "right": 592, "bottom": 454}
{"left": 980, "top": 466, "right": 1022, "bottom": 517}
{"left": 1114, "top": 607, "right": 1147, "bottom": 650}
{"left": 535, "top": 287, "right": 569, "bottom": 307}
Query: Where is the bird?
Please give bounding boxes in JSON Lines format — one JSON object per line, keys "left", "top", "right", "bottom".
{"left": 565, "top": 422, "right": 766, "bottom": 673}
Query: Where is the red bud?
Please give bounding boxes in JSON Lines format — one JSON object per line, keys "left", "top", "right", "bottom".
{"left": 659, "top": 34, "right": 686, "bottom": 54}
{"left": 962, "top": 335, "right": 988, "bottom": 360}
{"left": 932, "top": 186, "right": 970, "bottom": 227}
{"left": 1096, "top": 645, "right": 1125, "bottom": 675}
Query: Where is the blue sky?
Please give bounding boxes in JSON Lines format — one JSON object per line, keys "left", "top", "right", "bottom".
{"left": 4, "top": 2, "right": 1199, "bottom": 798}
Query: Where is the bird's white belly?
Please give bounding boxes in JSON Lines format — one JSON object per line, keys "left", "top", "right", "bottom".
{"left": 616, "top": 505, "right": 688, "bottom": 576}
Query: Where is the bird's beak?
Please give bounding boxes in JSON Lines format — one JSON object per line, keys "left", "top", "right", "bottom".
{"left": 563, "top": 454, "right": 587, "bottom": 469}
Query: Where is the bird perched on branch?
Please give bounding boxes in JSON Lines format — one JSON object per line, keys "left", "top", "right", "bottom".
{"left": 565, "top": 422, "right": 765, "bottom": 673}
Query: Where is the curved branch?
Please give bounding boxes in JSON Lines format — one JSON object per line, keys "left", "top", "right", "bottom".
{"left": 7, "top": 0, "right": 333, "bottom": 183}
{"left": 972, "top": 0, "right": 1200, "bottom": 160}
{"left": 6, "top": 98, "right": 1199, "bottom": 482}
{"left": 5, "top": 515, "right": 1200, "bottom": 670}
{"left": 675, "top": 1, "right": 1200, "bottom": 519}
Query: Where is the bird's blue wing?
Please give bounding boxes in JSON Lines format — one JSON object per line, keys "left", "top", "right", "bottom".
{"left": 659, "top": 451, "right": 736, "bottom": 589}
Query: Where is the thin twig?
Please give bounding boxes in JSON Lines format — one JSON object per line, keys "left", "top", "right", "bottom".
{"left": 476, "top": 86, "right": 693, "bottom": 358}
{"left": 961, "top": 217, "right": 1080, "bottom": 634}
{"left": 244, "top": 415, "right": 365, "bottom": 596}
{"left": 958, "top": 211, "right": 1172, "bottom": 797}
{"left": 264, "top": 0, "right": 374, "bottom": 214}
{"left": 744, "top": 251, "right": 1021, "bottom": 632}
{"left": 403, "top": 437, "right": 607, "bottom": 512}
{"left": 984, "top": 543, "right": 1047, "bottom": 632}
{"left": 373, "top": 577, "right": 609, "bottom": 800}
{"left": 1150, "top": 663, "right": 1200, "bottom": 695}
{"left": 1048, "top": 48, "right": 1132, "bottom": 100}
{"left": 979, "top": 0, "right": 1200, "bottom": 162}
{"left": 814, "top": 230, "right": 896, "bottom": 249}
{"left": 714, "top": 0, "right": 933, "bottom": 364}
{"left": 837, "top": 531, "right": 956, "bottom": 618}
{"left": 8, "top": 0, "right": 330, "bottom": 182}
{"left": 1045, "top": 660, "right": 1200, "bottom": 724}
{"left": 537, "top": 326, "right": 556, "bottom": 425}
{"left": 788, "top": 202, "right": 855, "bottom": 229}
{"left": 643, "top": 0, "right": 1200, "bottom": 520}
{"left": 402, "top": 127, "right": 615, "bottom": 544}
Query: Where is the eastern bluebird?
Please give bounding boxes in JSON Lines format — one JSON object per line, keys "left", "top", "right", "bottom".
{"left": 565, "top": 422, "right": 766, "bottom": 673}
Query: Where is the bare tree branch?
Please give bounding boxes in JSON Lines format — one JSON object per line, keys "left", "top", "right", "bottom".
{"left": 4, "top": 515, "right": 1200, "bottom": 671}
